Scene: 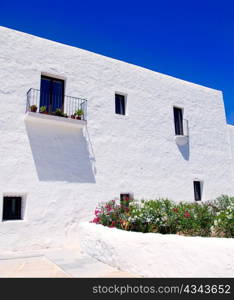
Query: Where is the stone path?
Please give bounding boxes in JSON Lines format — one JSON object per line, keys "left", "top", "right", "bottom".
{"left": 0, "top": 249, "right": 138, "bottom": 278}
{"left": 0, "top": 256, "right": 70, "bottom": 278}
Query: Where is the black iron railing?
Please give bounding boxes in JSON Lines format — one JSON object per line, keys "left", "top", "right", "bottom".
{"left": 26, "top": 88, "right": 87, "bottom": 121}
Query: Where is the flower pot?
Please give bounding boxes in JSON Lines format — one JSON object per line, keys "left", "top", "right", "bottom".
{"left": 76, "top": 116, "right": 81, "bottom": 120}
{"left": 30, "top": 106, "right": 37, "bottom": 113}
{"left": 71, "top": 115, "right": 75, "bottom": 119}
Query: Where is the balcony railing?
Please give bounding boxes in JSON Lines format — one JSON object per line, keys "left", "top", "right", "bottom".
{"left": 26, "top": 88, "right": 87, "bottom": 121}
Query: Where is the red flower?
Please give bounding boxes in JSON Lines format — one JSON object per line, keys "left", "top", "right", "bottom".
{"left": 95, "top": 209, "right": 100, "bottom": 216}
{"left": 184, "top": 211, "right": 191, "bottom": 218}
{"left": 92, "top": 217, "right": 100, "bottom": 223}
{"left": 172, "top": 208, "right": 178, "bottom": 213}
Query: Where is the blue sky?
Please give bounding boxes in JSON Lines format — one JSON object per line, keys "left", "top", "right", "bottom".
{"left": 1, "top": 0, "right": 234, "bottom": 123}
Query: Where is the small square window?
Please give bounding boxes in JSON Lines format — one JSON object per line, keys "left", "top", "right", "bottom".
{"left": 2, "top": 196, "right": 22, "bottom": 221}
{"left": 193, "top": 181, "right": 202, "bottom": 201}
{"left": 115, "top": 94, "right": 126, "bottom": 115}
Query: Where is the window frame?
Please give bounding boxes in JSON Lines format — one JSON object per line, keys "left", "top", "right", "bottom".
{"left": 193, "top": 181, "right": 202, "bottom": 201}
{"left": 115, "top": 93, "right": 126, "bottom": 116}
{"left": 2, "top": 196, "right": 22, "bottom": 221}
{"left": 40, "top": 75, "right": 65, "bottom": 113}
{"left": 173, "top": 106, "right": 184, "bottom": 135}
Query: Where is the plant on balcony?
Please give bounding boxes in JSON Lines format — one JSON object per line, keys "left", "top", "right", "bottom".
{"left": 74, "top": 109, "right": 84, "bottom": 120}
{"left": 30, "top": 105, "right": 37, "bottom": 113}
{"left": 55, "top": 108, "right": 63, "bottom": 116}
{"left": 39, "top": 106, "right": 47, "bottom": 114}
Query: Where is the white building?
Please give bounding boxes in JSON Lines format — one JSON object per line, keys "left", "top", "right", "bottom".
{"left": 0, "top": 26, "right": 234, "bottom": 252}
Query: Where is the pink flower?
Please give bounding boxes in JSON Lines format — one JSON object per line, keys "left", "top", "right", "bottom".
{"left": 184, "top": 211, "right": 191, "bottom": 218}
{"left": 95, "top": 209, "right": 100, "bottom": 216}
{"left": 92, "top": 217, "right": 100, "bottom": 223}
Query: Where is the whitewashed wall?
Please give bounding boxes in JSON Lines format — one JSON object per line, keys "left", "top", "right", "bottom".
{"left": 0, "top": 26, "right": 233, "bottom": 252}
{"left": 228, "top": 124, "right": 234, "bottom": 183}
{"left": 79, "top": 222, "right": 234, "bottom": 277}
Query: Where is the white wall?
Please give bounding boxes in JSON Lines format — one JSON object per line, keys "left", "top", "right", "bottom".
{"left": 79, "top": 222, "right": 234, "bottom": 277}
{"left": 228, "top": 124, "right": 234, "bottom": 184}
{"left": 0, "top": 26, "right": 233, "bottom": 252}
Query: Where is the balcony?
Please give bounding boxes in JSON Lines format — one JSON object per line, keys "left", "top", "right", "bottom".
{"left": 174, "top": 119, "right": 189, "bottom": 146}
{"left": 25, "top": 88, "right": 87, "bottom": 128}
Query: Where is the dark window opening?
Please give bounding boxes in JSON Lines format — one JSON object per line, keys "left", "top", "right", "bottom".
{"left": 40, "top": 75, "right": 64, "bottom": 113}
{"left": 3, "top": 196, "right": 22, "bottom": 221}
{"left": 120, "top": 193, "right": 133, "bottom": 211}
{"left": 115, "top": 94, "right": 126, "bottom": 115}
{"left": 194, "top": 181, "right": 202, "bottom": 201}
{"left": 173, "top": 107, "right": 184, "bottom": 135}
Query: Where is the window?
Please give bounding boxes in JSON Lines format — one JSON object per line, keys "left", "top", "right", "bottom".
{"left": 193, "top": 181, "right": 202, "bottom": 201}
{"left": 115, "top": 94, "right": 126, "bottom": 115}
{"left": 2, "top": 196, "right": 22, "bottom": 221}
{"left": 173, "top": 107, "right": 183, "bottom": 135}
{"left": 120, "top": 193, "right": 133, "bottom": 209}
{"left": 40, "top": 75, "right": 64, "bottom": 113}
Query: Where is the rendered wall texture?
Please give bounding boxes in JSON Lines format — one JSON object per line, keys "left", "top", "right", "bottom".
{"left": 228, "top": 125, "right": 234, "bottom": 181}
{"left": 79, "top": 222, "right": 234, "bottom": 277}
{"left": 0, "top": 26, "right": 233, "bottom": 252}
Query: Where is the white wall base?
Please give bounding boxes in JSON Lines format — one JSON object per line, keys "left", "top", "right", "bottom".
{"left": 79, "top": 222, "right": 234, "bottom": 277}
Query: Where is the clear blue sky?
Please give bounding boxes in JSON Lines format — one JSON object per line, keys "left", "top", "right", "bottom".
{"left": 1, "top": 0, "right": 234, "bottom": 123}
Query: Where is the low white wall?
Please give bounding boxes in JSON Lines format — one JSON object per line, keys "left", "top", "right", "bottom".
{"left": 79, "top": 222, "right": 234, "bottom": 277}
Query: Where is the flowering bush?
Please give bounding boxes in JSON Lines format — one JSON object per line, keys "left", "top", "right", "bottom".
{"left": 91, "top": 195, "right": 234, "bottom": 238}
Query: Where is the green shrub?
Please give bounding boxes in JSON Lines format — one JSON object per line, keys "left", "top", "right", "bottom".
{"left": 91, "top": 196, "right": 234, "bottom": 238}
{"left": 211, "top": 198, "right": 234, "bottom": 238}
{"left": 211, "top": 195, "right": 234, "bottom": 210}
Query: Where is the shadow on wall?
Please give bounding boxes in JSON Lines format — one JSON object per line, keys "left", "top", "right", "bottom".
{"left": 176, "top": 141, "right": 190, "bottom": 161}
{"left": 25, "top": 122, "right": 96, "bottom": 183}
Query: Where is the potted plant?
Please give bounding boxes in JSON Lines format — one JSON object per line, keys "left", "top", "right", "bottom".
{"left": 75, "top": 109, "right": 84, "bottom": 120}
{"left": 39, "top": 106, "right": 48, "bottom": 114}
{"left": 63, "top": 113, "right": 68, "bottom": 118}
{"left": 30, "top": 105, "right": 37, "bottom": 113}
{"left": 55, "top": 108, "right": 63, "bottom": 116}
{"left": 71, "top": 114, "right": 76, "bottom": 119}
